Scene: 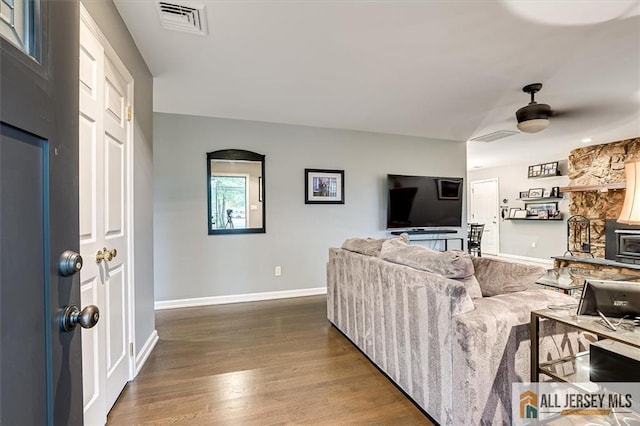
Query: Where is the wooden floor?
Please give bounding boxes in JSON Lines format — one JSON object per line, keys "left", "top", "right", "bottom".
{"left": 107, "top": 296, "right": 432, "bottom": 425}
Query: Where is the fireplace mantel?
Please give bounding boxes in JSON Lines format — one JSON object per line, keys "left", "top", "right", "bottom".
{"left": 560, "top": 182, "right": 626, "bottom": 193}
{"left": 553, "top": 256, "right": 640, "bottom": 275}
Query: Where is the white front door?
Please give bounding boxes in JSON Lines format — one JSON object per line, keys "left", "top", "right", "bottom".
{"left": 470, "top": 179, "right": 500, "bottom": 255}
{"left": 79, "top": 11, "right": 133, "bottom": 425}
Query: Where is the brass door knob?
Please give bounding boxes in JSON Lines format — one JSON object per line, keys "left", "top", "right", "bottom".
{"left": 96, "top": 247, "right": 117, "bottom": 263}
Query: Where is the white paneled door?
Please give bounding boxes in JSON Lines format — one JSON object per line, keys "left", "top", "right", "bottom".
{"left": 79, "top": 11, "right": 133, "bottom": 426}
{"left": 470, "top": 179, "right": 500, "bottom": 255}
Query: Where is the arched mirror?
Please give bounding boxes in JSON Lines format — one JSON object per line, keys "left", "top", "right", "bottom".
{"left": 207, "top": 149, "right": 265, "bottom": 234}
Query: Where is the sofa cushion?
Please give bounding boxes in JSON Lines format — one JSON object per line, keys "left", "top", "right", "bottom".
{"left": 341, "top": 233, "right": 409, "bottom": 257}
{"left": 456, "top": 275, "right": 483, "bottom": 299}
{"left": 380, "top": 239, "right": 482, "bottom": 299}
{"left": 471, "top": 256, "right": 546, "bottom": 297}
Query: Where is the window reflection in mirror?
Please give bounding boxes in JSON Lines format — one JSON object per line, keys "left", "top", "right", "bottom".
{"left": 207, "top": 150, "right": 265, "bottom": 234}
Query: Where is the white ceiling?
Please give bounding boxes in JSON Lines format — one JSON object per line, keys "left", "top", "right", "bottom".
{"left": 114, "top": 0, "right": 640, "bottom": 170}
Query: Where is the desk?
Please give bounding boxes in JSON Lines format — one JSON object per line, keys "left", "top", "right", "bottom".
{"left": 531, "top": 308, "right": 640, "bottom": 383}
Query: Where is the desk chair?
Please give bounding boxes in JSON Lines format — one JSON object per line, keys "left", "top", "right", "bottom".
{"left": 467, "top": 223, "right": 485, "bottom": 257}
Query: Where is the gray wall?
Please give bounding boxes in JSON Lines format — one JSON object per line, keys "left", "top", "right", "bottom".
{"left": 154, "top": 113, "right": 467, "bottom": 302}
{"left": 468, "top": 161, "right": 569, "bottom": 261}
{"left": 82, "top": 0, "right": 155, "bottom": 356}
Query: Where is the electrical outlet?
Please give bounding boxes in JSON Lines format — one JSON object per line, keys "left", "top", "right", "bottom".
{"left": 532, "top": 241, "right": 537, "bottom": 248}
{"left": 275, "top": 266, "right": 282, "bottom": 276}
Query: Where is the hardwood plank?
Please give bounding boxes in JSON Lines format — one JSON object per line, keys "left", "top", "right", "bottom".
{"left": 107, "top": 296, "right": 432, "bottom": 425}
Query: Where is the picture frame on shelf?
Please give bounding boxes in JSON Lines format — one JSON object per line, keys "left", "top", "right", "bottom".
{"left": 509, "top": 207, "right": 520, "bottom": 218}
{"left": 541, "top": 161, "right": 559, "bottom": 176}
{"left": 537, "top": 210, "right": 549, "bottom": 219}
{"left": 514, "top": 210, "right": 528, "bottom": 219}
{"left": 528, "top": 164, "right": 542, "bottom": 178}
{"left": 528, "top": 188, "right": 544, "bottom": 198}
{"left": 526, "top": 201, "right": 558, "bottom": 217}
{"left": 304, "top": 169, "right": 345, "bottom": 204}
{"left": 551, "top": 186, "right": 560, "bottom": 197}
{"left": 543, "top": 189, "right": 551, "bottom": 197}
{"left": 519, "top": 191, "right": 529, "bottom": 199}
{"left": 528, "top": 161, "right": 560, "bottom": 178}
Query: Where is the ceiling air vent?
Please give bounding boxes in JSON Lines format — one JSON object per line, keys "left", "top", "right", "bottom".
{"left": 470, "top": 130, "right": 519, "bottom": 143}
{"left": 157, "top": 1, "right": 208, "bottom": 35}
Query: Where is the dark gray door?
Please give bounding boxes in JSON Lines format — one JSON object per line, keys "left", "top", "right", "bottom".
{"left": 1, "top": 1, "right": 83, "bottom": 425}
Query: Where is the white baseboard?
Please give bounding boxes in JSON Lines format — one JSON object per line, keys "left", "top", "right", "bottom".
{"left": 154, "top": 287, "right": 327, "bottom": 311}
{"left": 495, "top": 252, "right": 554, "bottom": 267}
{"left": 134, "top": 330, "right": 159, "bottom": 377}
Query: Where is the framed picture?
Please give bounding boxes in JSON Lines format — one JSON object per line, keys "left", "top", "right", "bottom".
{"left": 528, "top": 188, "right": 544, "bottom": 198}
{"left": 519, "top": 191, "right": 529, "bottom": 199}
{"left": 528, "top": 165, "right": 543, "bottom": 178}
{"left": 543, "top": 189, "right": 551, "bottom": 197}
{"left": 551, "top": 186, "right": 560, "bottom": 197}
{"left": 537, "top": 210, "right": 549, "bottom": 219}
{"left": 514, "top": 209, "right": 528, "bottom": 219}
{"left": 509, "top": 207, "right": 521, "bottom": 218}
{"left": 305, "top": 169, "right": 344, "bottom": 204}
{"left": 541, "top": 161, "right": 559, "bottom": 176}
{"left": 526, "top": 201, "right": 558, "bottom": 217}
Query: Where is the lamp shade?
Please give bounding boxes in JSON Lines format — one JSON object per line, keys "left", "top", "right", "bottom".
{"left": 516, "top": 118, "right": 549, "bottom": 133}
{"left": 618, "top": 161, "right": 640, "bottom": 224}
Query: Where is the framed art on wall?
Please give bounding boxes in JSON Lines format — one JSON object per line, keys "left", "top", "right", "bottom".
{"left": 528, "top": 188, "right": 544, "bottom": 198}
{"left": 509, "top": 208, "right": 521, "bottom": 218}
{"left": 305, "top": 169, "right": 345, "bottom": 204}
{"left": 514, "top": 210, "right": 528, "bottom": 219}
{"left": 526, "top": 201, "right": 559, "bottom": 217}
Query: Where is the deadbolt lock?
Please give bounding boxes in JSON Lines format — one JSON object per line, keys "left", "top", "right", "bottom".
{"left": 59, "top": 250, "right": 83, "bottom": 276}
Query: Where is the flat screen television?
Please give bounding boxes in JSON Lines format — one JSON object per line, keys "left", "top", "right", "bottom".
{"left": 386, "top": 174, "right": 463, "bottom": 229}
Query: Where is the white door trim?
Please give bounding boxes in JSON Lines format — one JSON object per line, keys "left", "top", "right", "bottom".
{"left": 80, "top": 5, "right": 136, "bottom": 379}
{"left": 470, "top": 178, "right": 500, "bottom": 254}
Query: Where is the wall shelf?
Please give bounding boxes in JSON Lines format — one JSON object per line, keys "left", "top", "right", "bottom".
{"left": 517, "top": 196, "right": 564, "bottom": 202}
{"left": 506, "top": 217, "right": 563, "bottom": 221}
{"left": 528, "top": 173, "right": 562, "bottom": 179}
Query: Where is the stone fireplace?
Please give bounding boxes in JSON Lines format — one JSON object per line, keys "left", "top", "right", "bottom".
{"left": 566, "top": 137, "right": 640, "bottom": 258}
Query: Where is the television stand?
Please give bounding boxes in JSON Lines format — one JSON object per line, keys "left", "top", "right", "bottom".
{"left": 390, "top": 229, "right": 457, "bottom": 235}
{"left": 390, "top": 229, "right": 463, "bottom": 251}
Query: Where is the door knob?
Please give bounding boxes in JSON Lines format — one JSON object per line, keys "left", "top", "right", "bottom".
{"left": 60, "top": 304, "right": 100, "bottom": 332}
{"left": 96, "top": 247, "right": 117, "bottom": 263}
{"left": 59, "top": 250, "right": 83, "bottom": 276}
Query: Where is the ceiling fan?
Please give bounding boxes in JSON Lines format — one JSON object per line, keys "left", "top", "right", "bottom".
{"left": 515, "top": 83, "right": 552, "bottom": 133}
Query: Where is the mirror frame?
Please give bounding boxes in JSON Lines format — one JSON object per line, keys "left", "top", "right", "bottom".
{"left": 206, "top": 149, "right": 266, "bottom": 235}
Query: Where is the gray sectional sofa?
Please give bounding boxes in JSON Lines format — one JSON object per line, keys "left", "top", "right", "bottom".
{"left": 327, "top": 235, "right": 582, "bottom": 425}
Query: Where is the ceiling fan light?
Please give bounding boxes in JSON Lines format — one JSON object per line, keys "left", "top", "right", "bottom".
{"left": 517, "top": 118, "right": 549, "bottom": 133}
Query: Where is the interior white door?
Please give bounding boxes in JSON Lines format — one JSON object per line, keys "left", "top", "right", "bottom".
{"left": 79, "top": 18, "right": 106, "bottom": 425}
{"left": 102, "top": 50, "right": 131, "bottom": 412}
{"left": 470, "top": 179, "right": 500, "bottom": 255}
{"left": 79, "top": 15, "right": 132, "bottom": 426}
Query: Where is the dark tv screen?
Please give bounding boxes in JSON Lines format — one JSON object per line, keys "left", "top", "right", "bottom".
{"left": 386, "top": 174, "right": 463, "bottom": 229}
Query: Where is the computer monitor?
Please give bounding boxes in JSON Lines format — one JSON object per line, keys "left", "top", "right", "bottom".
{"left": 577, "top": 279, "right": 640, "bottom": 318}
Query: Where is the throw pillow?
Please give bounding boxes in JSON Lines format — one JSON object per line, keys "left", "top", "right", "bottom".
{"left": 472, "top": 256, "right": 546, "bottom": 297}
{"left": 380, "top": 240, "right": 482, "bottom": 299}
{"left": 341, "top": 233, "right": 409, "bottom": 257}
{"left": 456, "top": 275, "right": 483, "bottom": 299}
